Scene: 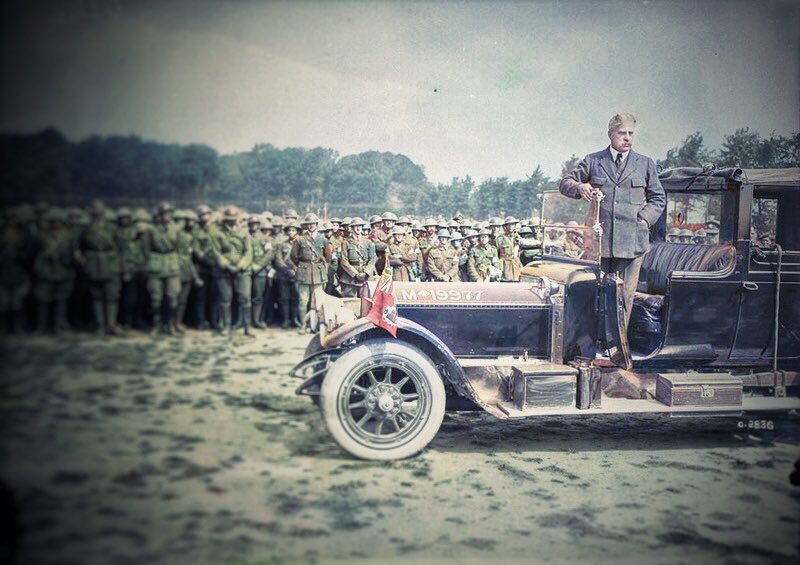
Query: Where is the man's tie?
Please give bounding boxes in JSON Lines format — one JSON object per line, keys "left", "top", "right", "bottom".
{"left": 614, "top": 152, "right": 622, "bottom": 172}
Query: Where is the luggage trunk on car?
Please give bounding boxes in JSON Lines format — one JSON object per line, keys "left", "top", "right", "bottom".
{"left": 655, "top": 373, "right": 743, "bottom": 407}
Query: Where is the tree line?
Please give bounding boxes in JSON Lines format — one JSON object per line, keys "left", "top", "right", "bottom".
{"left": 1, "top": 126, "right": 797, "bottom": 218}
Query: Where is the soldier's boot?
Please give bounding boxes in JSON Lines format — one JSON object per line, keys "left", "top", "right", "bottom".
{"left": 280, "top": 302, "right": 291, "bottom": 329}
{"left": 150, "top": 313, "right": 162, "bottom": 336}
{"left": 35, "top": 301, "right": 49, "bottom": 334}
{"left": 252, "top": 304, "right": 267, "bottom": 329}
{"left": 106, "top": 302, "right": 124, "bottom": 336}
{"left": 174, "top": 302, "right": 187, "bottom": 333}
{"left": 92, "top": 301, "right": 106, "bottom": 336}
{"left": 219, "top": 305, "right": 231, "bottom": 336}
{"left": 231, "top": 307, "right": 243, "bottom": 330}
{"left": 163, "top": 306, "right": 176, "bottom": 336}
{"left": 240, "top": 306, "right": 255, "bottom": 338}
{"left": 291, "top": 305, "right": 302, "bottom": 328}
{"left": 54, "top": 299, "right": 71, "bottom": 334}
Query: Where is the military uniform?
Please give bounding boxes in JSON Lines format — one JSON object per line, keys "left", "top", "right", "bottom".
{"left": 495, "top": 232, "right": 522, "bottom": 281}
{"left": 426, "top": 244, "right": 459, "bottom": 282}
{"left": 213, "top": 219, "right": 253, "bottom": 335}
{"left": 250, "top": 230, "right": 274, "bottom": 329}
{"left": 115, "top": 216, "right": 146, "bottom": 329}
{"left": 142, "top": 220, "right": 181, "bottom": 333}
{"left": 274, "top": 229, "right": 300, "bottom": 327}
{"left": 192, "top": 219, "right": 220, "bottom": 329}
{"left": 175, "top": 224, "right": 200, "bottom": 331}
{"left": 77, "top": 214, "right": 123, "bottom": 335}
{"left": 339, "top": 235, "right": 376, "bottom": 297}
{"left": 0, "top": 222, "right": 32, "bottom": 333}
{"left": 387, "top": 234, "right": 418, "bottom": 282}
{"left": 468, "top": 244, "right": 500, "bottom": 282}
{"left": 291, "top": 228, "right": 328, "bottom": 325}
{"left": 33, "top": 212, "right": 75, "bottom": 333}
{"left": 325, "top": 232, "right": 344, "bottom": 296}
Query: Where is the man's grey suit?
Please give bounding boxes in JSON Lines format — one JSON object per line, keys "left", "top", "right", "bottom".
{"left": 559, "top": 148, "right": 666, "bottom": 327}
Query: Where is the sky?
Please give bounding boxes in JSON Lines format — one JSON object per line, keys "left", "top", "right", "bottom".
{"left": 1, "top": 0, "right": 798, "bottom": 184}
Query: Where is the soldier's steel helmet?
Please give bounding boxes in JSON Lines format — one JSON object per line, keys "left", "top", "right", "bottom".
{"left": 478, "top": 228, "right": 491, "bottom": 237}
{"left": 262, "top": 210, "right": 274, "bottom": 221}
{"left": 369, "top": 215, "right": 383, "bottom": 225}
{"left": 196, "top": 204, "right": 212, "bottom": 216}
{"left": 271, "top": 216, "right": 285, "bottom": 227}
{"left": 133, "top": 208, "right": 151, "bottom": 222}
{"left": 185, "top": 211, "right": 198, "bottom": 222}
{"left": 423, "top": 217, "right": 437, "bottom": 227}
{"left": 465, "top": 229, "right": 479, "bottom": 238}
{"left": 157, "top": 201, "right": 174, "bottom": 215}
{"left": 397, "top": 216, "right": 411, "bottom": 225}
{"left": 450, "top": 232, "right": 463, "bottom": 241}
{"left": 284, "top": 220, "right": 302, "bottom": 231}
{"left": 247, "top": 214, "right": 261, "bottom": 225}
{"left": 411, "top": 220, "right": 423, "bottom": 230}
{"left": 679, "top": 228, "right": 694, "bottom": 238}
{"left": 301, "top": 212, "right": 319, "bottom": 225}
{"left": 519, "top": 226, "right": 533, "bottom": 235}
{"left": 222, "top": 206, "right": 239, "bottom": 221}
{"left": 390, "top": 226, "right": 406, "bottom": 236}
{"left": 341, "top": 217, "right": 352, "bottom": 227}
{"left": 448, "top": 220, "right": 460, "bottom": 229}
{"left": 329, "top": 216, "right": 342, "bottom": 224}
{"left": 285, "top": 208, "right": 299, "bottom": 219}
{"left": 260, "top": 221, "right": 273, "bottom": 230}
{"left": 350, "top": 216, "right": 364, "bottom": 227}
{"left": 693, "top": 228, "right": 707, "bottom": 238}
{"left": 488, "top": 216, "right": 503, "bottom": 227}
{"left": 89, "top": 201, "right": 105, "bottom": 217}
{"left": 382, "top": 212, "right": 398, "bottom": 221}
{"left": 321, "top": 222, "right": 334, "bottom": 232}
{"left": 173, "top": 210, "right": 188, "bottom": 221}
{"left": 667, "top": 227, "right": 681, "bottom": 236}
{"left": 45, "top": 208, "right": 67, "bottom": 223}
{"left": 503, "top": 216, "right": 519, "bottom": 226}
{"left": 437, "top": 229, "right": 450, "bottom": 238}
{"left": 116, "top": 207, "right": 132, "bottom": 218}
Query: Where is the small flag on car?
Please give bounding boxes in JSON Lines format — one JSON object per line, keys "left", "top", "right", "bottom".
{"left": 366, "top": 273, "right": 398, "bottom": 337}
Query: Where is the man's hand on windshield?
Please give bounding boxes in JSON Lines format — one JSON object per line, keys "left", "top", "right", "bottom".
{"left": 578, "top": 182, "right": 601, "bottom": 202}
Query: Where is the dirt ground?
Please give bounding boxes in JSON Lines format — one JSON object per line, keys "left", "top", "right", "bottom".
{"left": 1, "top": 330, "right": 798, "bottom": 565}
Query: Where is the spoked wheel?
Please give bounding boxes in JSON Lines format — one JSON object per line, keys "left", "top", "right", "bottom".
{"left": 320, "top": 339, "right": 446, "bottom": 460}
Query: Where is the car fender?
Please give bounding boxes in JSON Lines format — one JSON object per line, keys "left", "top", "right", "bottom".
{"left": 316, "top": 315, "right": 480, "bottom": 404}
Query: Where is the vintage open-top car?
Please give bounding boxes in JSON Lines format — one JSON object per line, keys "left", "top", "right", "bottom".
{"left": 292, "top": 167, "right": 800, "bottom": 460}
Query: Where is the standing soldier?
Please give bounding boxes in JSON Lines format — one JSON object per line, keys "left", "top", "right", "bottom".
{"left": 496, "top": 216, "right": 522, "bottom": 282}
{"left": 141, "top": 202, "right": 181, "bottom": 335}
{"left": 426, "top": 229, "right": 460, "bottom": 282}
{"left": 174, "top": 210, "right": 202, "bottom": 332}
{"left": 115, "top": 207, "right": 145, "bottom": 330}
{"left": 249, "top": 215, "right": 273, "bottom": 330}
{"left": 325, "top": 219, "right": 344, "bottom": 297}
{"left": 33, "top": 208, "right": 75, "bottom": 334}
{"left": 386, "top": 225, "right": 417, "bottom": 281}
{"left": 339, "top": 217, "right": 376, "bottom": 297}
{"left": 450, "top": 232, "right": 469, "bottom": 283}
{"left": 275, "top": 220, "right": 301, "bottom": 328}
{"left": 192, "top": 204, "right": 219, "bottom": 330}
{"left": 292, "top": 213, "right": 328, "bottom": 329}
{"left": 468, "top": 229, "right": 501, "bottom": 282}
{"left": 213, "top": 207, "right": 254, "bottom": 337}
{"left": 75, "top": 202, "right": 123, "bottom": 336}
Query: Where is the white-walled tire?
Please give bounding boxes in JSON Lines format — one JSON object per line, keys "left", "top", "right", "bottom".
{"left": 320, "top": 339, "right": 446, "bottom": 460}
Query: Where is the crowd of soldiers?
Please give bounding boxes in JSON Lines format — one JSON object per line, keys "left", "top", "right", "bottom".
{"left": 0, "top": 202, "right": 543, "bottom": 338}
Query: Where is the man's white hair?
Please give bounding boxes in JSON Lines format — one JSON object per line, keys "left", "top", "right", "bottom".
{"left": 608, "top": 113, "right": 637, "bottom": 133}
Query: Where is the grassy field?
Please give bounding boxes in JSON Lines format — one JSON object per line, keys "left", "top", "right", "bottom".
{"left": 1, "top": 330, "right": 798, "bottom": 565}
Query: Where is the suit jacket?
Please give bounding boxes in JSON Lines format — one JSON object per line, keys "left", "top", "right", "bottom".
{"left": 559, "top": 148, "right": 665, "bottom": 259}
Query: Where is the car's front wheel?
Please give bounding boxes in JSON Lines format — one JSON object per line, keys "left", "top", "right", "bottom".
{"left": 320, "top": 339, "right": 445, "bottom": 460}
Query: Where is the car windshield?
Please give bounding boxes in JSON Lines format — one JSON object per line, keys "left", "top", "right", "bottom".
{"left": 539, "top": 191, "right": 601, "bottom": 265}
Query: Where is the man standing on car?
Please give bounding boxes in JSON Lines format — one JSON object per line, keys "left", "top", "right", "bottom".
{"left": 559, "top": 113, "right": 665, "bottom": 328}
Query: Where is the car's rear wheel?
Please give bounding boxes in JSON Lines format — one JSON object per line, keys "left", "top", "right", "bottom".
{"left": 320, "top": 339, "right": 445, "bottom": 460}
